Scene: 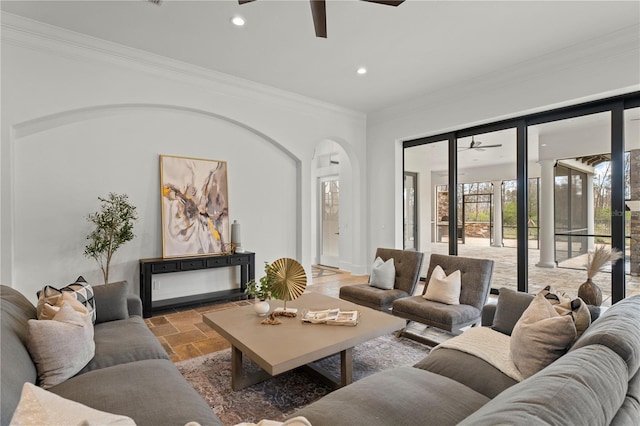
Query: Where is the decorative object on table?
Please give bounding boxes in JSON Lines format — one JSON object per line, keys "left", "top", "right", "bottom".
{"left": 160, "top": 155, "right": 229, "bottom": 258}
{"left": 274, "top": 310, "right": 298, "bottom": 318}
{"left": 253, "top": 300, "right": 270, "bottom": 317}
{"left": 269, "top": 258, "right": 307, "bottom": 315}
{"left": 245, "top": 262, "right": 274, "bottom": 316}
{"left": 579, "top": 245, "right": 624, "bottom": 306}
{"left": 301, "top": 308, "right": 359, "bottom": 326}
{"left": 84, "top": 193, "right": 138, "bottom": 283}
{"left": 260, "top": 313, "right": 282, "bottom": 325}
{"left": 221, "top": 242, "right": 236, "bottom": 255}
{"left": 231, "top": 220, "right": 243, "bottom": 252}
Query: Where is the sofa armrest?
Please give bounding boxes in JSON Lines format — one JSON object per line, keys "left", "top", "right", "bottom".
{"left": 481, "top": 303, "right": 496, "bottom": 326}
{"left": 127, "top": 295, "right": 143, "bottom": 317}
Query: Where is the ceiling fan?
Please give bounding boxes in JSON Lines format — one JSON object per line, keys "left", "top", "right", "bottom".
{"left": 238, "top": 0, "right": 405, "bottom": 38}
{"left": 458, "top": 136, "right": 503, "bottom": 152}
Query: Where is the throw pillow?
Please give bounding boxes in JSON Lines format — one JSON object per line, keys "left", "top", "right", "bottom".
{"left": 510, "top": 293, "right": 577, "bottom": 379}
{"left": 538, "top": 285, "right": 571, "bottom": 305}
{"left": 37, "top": 276, "right": 96, "bottom": 323}
{"left": 38, "top": 291, "right": 88, "bottom": 322}
{"left": 10, "top": 382, "right": 135, "bottom": 425}
{"left": 538, "top": 286, "right": 591, "bottom": 340}
{"left": 492, "top": 288, "right": 534, "bottom": 336}
{"left": 369, "top": 257, "right": 396, "bottom": 290}
{"left": 92, "top": 281, "right": 130, "bottom": 323}
{"left": 423, "top": 265, "right": 461, "bottom": 305}
{"left": 553, "top": 297, "right": 591, "bottom": 340}
{"left": 26, "top": 302, "right": 95, "bottom": 389}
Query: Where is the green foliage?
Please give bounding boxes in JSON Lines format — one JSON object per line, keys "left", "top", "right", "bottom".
{"left": 245, "top": 262, "right": 274, "bottom": 300}
{"left": 84, "top": 193, "right": 138, "bottom": 283}
{"left": 503, "top": 201, "right": 517, "bottom": 226}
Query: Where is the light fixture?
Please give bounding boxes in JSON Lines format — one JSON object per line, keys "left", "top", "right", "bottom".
{"left": 231, "top": 15, "right": 246, "bottom": 27}
{"left": 356, "top": 67, "right": 367, "bottom": 75}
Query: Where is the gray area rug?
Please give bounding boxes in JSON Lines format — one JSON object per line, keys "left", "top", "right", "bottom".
{"left": 176, "top": 333, "right": 431, "bottom": 425}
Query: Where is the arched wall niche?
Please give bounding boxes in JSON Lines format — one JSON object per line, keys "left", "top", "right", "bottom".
{"left": 8, "top": 103, "right": 302, "bottom": 302}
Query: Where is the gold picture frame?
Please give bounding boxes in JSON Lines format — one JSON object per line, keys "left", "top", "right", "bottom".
{"left": 160, "top": 154, "right": 230, "bottom": 258}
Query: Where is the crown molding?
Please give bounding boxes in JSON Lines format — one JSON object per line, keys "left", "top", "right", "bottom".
{"left": 1, "top": 13, "right": 366, "bottom": 123}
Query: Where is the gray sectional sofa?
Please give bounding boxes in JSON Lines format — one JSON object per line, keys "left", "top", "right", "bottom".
{"left": 293, "top": 293, "right": 640, "bottom": 425}
{"left": 1, "top": 284, "right": 221, "bottom": 426}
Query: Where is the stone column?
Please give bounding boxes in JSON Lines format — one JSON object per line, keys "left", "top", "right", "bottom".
{"left": 630, "top": 149, "right": 640, "bottom": 276}
{"left": 492, "top": 180, "right": 503, "bottom": 247}
{"left": 537, "top": 160, "right": 556, "bottom": 268}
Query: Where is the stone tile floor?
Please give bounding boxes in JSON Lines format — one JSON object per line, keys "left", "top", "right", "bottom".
{"left": 147, "top": 248, "right": 639, "bottom": 363}
{"left": 146, "top": 266, "right": 370, "bottom": 362}
{"left": 432, "top": 239, "right": 639, "bottom": 306}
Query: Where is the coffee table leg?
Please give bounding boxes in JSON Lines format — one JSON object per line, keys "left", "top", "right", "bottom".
{"left": 341, "top": 348, "right": 353, "bottom": 387}
{"left": 231, "top": 345, "right": 272, "bottom": 391}
{"left": 231, "top": 345, "right": 243, "bottom": 391}
{"left": 302, "top": 347, "right": 354, "bottom": 389}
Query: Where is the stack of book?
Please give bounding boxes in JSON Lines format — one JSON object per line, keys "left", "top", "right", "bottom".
{"left": 301, "top": 308, "right": 359, "bottom": 326}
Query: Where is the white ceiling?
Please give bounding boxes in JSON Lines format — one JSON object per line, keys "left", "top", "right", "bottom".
{"left": 2, "top": 0, "right": 639, "bottom": 113}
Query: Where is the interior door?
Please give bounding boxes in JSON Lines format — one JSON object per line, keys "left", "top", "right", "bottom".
{"left": 320, "top": 177, "right": 340, "bottom": 267}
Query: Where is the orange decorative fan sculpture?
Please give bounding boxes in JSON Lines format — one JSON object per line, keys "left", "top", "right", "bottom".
{"left": 268, "top": 258, "right": 307, "bottom": 314}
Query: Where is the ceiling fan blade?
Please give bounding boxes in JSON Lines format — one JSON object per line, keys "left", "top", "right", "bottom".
{"left": 478, "top": 144, "right": 503, "bottom": 149}
{"left": 238, "top": 0, "right": 256, "bottom": 4}
{"left": 360, "top": 0, "right": 405, "bottom": 6}
{"left": 310, "top": 0, "right": 327, "bottom": 38}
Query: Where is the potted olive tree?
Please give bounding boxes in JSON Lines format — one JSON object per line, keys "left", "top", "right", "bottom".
{"left": 84, "top": 193, "right": 138, "bottom": 283}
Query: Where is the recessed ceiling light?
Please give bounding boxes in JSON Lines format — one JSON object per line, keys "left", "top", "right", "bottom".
{"left": 356, "top": 67, "right": 367, "bottom": 75}
{"left": 231, "top": 16, "right": 246, "bottom": 27}
{"left": 541, "top": 143, "right": 547, "bottom": 147}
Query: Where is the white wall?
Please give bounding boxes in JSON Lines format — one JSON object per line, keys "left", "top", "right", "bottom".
{"left": 366, "top": 26, "right": 640, "bottom": 252}
{"left": 1, "top": 14, "right": 367, "bottom": 301}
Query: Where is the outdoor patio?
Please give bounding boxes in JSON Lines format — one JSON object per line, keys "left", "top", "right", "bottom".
{"left": 429, "top": 238, "right": 639, "bottom": 307}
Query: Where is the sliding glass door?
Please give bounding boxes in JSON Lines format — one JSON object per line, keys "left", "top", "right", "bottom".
{"left": 403, "top": 92, "right": 640, "bottom": 303}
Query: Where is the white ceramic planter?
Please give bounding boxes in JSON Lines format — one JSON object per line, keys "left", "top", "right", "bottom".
{"left": 254, "top": 300, "right": 270, "bottom": 316}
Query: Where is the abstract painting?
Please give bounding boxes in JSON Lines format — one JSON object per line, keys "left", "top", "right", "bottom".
{"left": 160, "top": 155, "right": 229, "bottom": 258}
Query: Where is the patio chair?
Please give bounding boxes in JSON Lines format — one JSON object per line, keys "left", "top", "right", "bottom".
{"left": 392, "top": 254, "right": 494, "bottom": 335}
{"left": 339, "top": 248, "right": 424, "bottom": 312}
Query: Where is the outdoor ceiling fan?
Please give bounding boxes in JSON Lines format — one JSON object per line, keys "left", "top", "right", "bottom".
{"left": 458, "top": 136, "right": 503, "bottom": 152}
{"left": 239, "top": 0, "right": 405, "bottom": 38}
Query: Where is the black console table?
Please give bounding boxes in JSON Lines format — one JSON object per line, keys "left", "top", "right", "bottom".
{"left": 139, "top": 252, "right": 255, "bottom": 318}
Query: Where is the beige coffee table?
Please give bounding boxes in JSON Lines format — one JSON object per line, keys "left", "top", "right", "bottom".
{"left": 203, "top": 292, "right": 406, "bottom": 391}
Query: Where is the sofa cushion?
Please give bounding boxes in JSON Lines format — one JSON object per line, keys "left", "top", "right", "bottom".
{"left": 611, "top": 367, "right": 640, "bottom": 425}
{"left": 26, "top": 302, "right": 95, "bottom": 389}
{"left": 414, "top": 347, "right": 518, "bottom": 399}
{"left": 339, "top": 284, "right": 409, "bottom": 309}
{"left": 491, "top": 288, "right": 533, "bottom": 336}
{"left": 393, "top": 296, "right": 480, "bottom": 329}
{"left": 292, "top": 366, "right": 489, "bottom": 426}
{"left": 92, "top": 281, "right": 129, "bottom": 324}
{"left": 510, "top": 293, "right": 576, "bottom": 378}
{"left": 50, "top": 359, "right": 223, "bottom": 426}
{"left": 459, "top": 344, "right": 628, "bottom": 426}
{"left": 369, "top": 256, "right": 395, "bottom": 289}
{"left": 570, "top": 295, "right": 640, "bottom": 378}
{"left": 1, "top": 286, "right": 39, "bottom": 426}
{"left": 78, "top": 316, "right": 168, "bottom": 375}
{"left": 423, "top": 265, "right": 461, "bottom": 305}
{"left": 11, "top": 383, "right": 135, "bottom": 425}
